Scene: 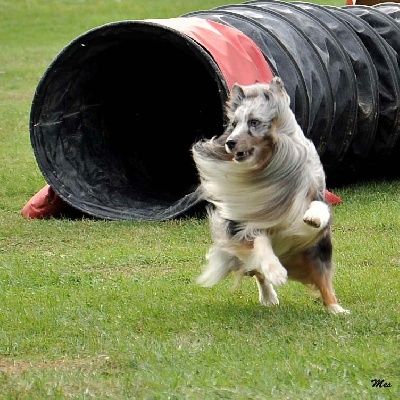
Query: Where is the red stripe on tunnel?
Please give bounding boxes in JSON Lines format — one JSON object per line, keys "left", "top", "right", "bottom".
{"left": 147, "top": 17, "right": 274, "bottom": 89}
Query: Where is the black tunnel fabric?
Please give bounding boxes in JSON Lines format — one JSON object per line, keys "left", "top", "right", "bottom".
{"left": 375, "top": 2, "right": 400, "bottom": 23}
{"left": 29, "top": 1, "right": 400, "bottom": 220}
{"left": 188, "top": 5, "right": 337, "bottom": 162}
{"left": 329, "top": 6, "right": 400, "bottom": 168}
{"left": 293, "top": 2, "right": 379, "bottom": 174}
{"left": 30, "top": 21, "right": 228, "bottom": 220}
{"left": 346, "top": 4, "right": 400, "bottom": 175}
{"left": 243, "top": 1, "right": 358, "bottom": 173}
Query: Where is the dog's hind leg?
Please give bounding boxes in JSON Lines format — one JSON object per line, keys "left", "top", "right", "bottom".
{"left": 316, "top": 275, "right": 349, "bottom": 314}
{"left": 286, "top": 233, "right": 350, "bottom": 314}
{"left": 312, "top": 234, "right": 349, "bottom": 314}
{"left": 197, "top": 245, "right": 241, "bottom": 287}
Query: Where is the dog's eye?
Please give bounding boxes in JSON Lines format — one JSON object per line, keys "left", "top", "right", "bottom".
{"left": 231, "top": 121, "right": 237, "bottom": 128}
{"left": 249, "top": 119, "right": 260, "bottom": 128}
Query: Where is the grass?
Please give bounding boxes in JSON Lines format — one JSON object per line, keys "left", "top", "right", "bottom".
{"left": 0, "top": 0, "right": 399, "bottom": 398}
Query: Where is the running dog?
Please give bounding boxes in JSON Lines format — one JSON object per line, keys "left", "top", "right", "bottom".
{"left": 192, "top": 77, "right": 348, "bottom": 314}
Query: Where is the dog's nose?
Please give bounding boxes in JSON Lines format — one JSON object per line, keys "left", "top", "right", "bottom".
{"left": 226, "top": 140, "right": 236, "bottom": 151}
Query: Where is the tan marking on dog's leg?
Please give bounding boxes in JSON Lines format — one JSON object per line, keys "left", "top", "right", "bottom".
{"left": 253, "top": 271, "right": 279, "bottom": 306}
{"left": 283, "top": 250, "right": 349, "bottom": 314}
{"left": 313, "top": 273, "right": 350, "bottom": 314}
{"left": 303, "top": 201, "right": 330, "bottom": 229}
{"left": 253, "top": 236, "right": 287, "bottom": 287}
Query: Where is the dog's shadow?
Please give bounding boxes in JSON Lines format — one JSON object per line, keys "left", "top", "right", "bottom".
{"left": 190, "top": 293, "right": 334, "bottom": 335}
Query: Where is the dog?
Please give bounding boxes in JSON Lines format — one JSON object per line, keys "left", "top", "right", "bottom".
{"left": 191, "top": 77, "right": 349, "bottom": 314}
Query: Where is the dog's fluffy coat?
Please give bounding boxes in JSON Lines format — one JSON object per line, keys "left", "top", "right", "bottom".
{"left": 192, "top": 77, "right": 348, "bottom": 313}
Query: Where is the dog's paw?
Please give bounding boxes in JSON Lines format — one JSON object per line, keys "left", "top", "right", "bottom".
{"left": 267, "top": 261, "right": 288, "bottom": 287}
{"left": 260, "top": 290, "right": 280, "bottom": 306}
{"left": 326, "top": 304, "right": 350, "bottom": 314}
{"left": 303, "top": 201, "right": 330, "bottom": 229}
{"left": 303, "top": 214, "right": 322, "bottom": 228}
{"left": 258, "top": 282, "right": 280, "bottom": 306}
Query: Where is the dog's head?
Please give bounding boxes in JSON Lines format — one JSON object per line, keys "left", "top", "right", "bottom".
{"left": 223, "top": 77, "right": 290, "bottom": 168}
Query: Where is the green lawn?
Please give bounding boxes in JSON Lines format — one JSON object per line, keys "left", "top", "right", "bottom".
{"left": 0, "top": 1, "right": 399, "bottom": 399}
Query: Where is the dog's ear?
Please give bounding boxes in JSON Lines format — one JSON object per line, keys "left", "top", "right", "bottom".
{"left": 228, "top": 84, "right": 245, "bottom": 111}
{"left": 269, "top": 77, "right": 285, "bottom": 95}
{"left": 268, "top": 77, "right": 290, "bottom": 106}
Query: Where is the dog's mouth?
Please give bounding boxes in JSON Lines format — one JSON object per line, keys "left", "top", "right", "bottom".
{"left": 233, "top": 148, "right": 254, "bottom": 162}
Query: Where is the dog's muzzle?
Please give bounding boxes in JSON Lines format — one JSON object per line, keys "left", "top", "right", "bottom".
{"left": 225, "top": 139, "right": 254, "bottom": 161}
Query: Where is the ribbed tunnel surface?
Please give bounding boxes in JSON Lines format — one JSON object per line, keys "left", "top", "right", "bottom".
{"left": 29, "top": 1, "right": 400, "bottom": 220}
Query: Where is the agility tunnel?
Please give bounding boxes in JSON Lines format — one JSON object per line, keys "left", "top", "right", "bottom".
{"left": 25, "top": 1, "right": 400, "bottom": 220}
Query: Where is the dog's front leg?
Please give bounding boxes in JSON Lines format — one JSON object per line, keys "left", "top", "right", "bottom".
{"left": 252, "top": 271, "right": 280, "bottom": 306}
{"left": 249, "top": 235, "right": 288, "bottom": 287}
{"left": 303, "top": 201, "right": 331, "bottom": 229}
